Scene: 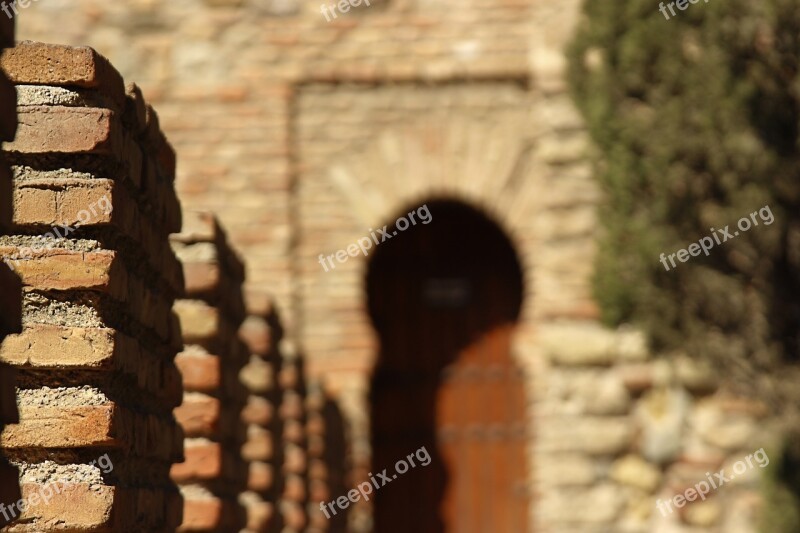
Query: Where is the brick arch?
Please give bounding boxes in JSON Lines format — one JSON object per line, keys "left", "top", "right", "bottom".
{"left": 318, "top": 114, "right": 542, "bottom": 528}
{"left": 325, "top": 113, "right": 539, "bottom": 326}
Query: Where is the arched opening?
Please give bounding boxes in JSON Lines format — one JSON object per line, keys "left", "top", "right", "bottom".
{"left": 366, "top": 199, "right": 529, "bottom": 532}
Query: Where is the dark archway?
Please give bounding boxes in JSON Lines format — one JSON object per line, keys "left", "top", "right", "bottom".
{"left": 366, "top": 200, "right": 529, "bottom": 532}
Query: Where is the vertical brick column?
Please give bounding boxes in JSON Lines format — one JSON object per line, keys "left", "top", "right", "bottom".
{"left": 277, "top": 355, "right": 309, "bottom": 532}
{"left": 171, "top": 211, "right": 248, "bottom": 532}
{"left": 306, "top": 382, "right": 349, "bottom": 533}
{"left": 0, "top": 41, "right": 184, "bottom": 531}
{"left": 239, "top": 294, "right": 286, "bottom": 533}
{"left": 0, "top": 6, "right": 21, "bottom": 528}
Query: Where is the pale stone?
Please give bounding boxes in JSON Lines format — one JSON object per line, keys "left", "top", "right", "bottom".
{"left": 539, "top": 323, "right": 650, "bottom": 367}
{"left": 538, "top": 416, "right": 634, "bottom": 456}
{"left": 635, "top": 387, "right": 690, "bottom": 464}
{"left": 610, "top": 455, "right": 662, "bottom": 492}
{"left": 546, "top": 369, "right": 631, "bottom": 415}
{"left": 674, "top": 355, "right": 717, "bottom": 392}
{"left": 691, "top": 400, "right": 757, "bottom": 451}
{"left": 538, "top": 484, "right": 624, "bottom": 524}
{"left": 684, "top": 499, "right": 721, "bottom": 527}
{"left": 536, "top": 454, "right": 597, "bottom": 486}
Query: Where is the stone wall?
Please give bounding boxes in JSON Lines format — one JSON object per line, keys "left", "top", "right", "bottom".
{"left": 7, "top": 1, "right": 780, "bottom": 532}
{"left": 0, "top": 5, "right": 21, "bottom": 528}
{"left": 0, "top": 42, "right": 184, "bottom": 531}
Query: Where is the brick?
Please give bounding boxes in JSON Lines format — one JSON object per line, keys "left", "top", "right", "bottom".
{"left": 171, "top": 439, "right": 247, "bottom": 484}
{"left": 174, "top": 300, "right": 241, "bottom": 354}
{"left": 3, "top": 246, "right": 124, "bottom": 292}
{"left": 0, "top": 325, "right": 182, "bottom": 408}
{"left": 175, "top": 393, "right": 221, "bottom": 438}
{"left": 243, "top": 497, "right": 275, "bottom": 532}
{"left": 7, "top": 106, "right": 123, "bottom": 155}
{"left": 2, "top": 402, "right": 183, "bottom": 461}
{"left": 1, "top": 41, "right": 125, "bottom": 105}
{"left": 1, "top": 404, "right": 116, "bottom": 449}
{"left": 10, "top": 178, "right": 184, "bottom": 296}
{"left": 5, "top": 247, "right": 178, "bottom": 344}
{"left": 239, "top": 315, "right": 273, "bottom": 357}
{"left": 175, "top": 350, "right": 221, "bottom": 393}
{"left": 241, "top": 396, "right": 273, "bottom": 427}
{"left": 240, "top": 356, "right": 275, "bottom": 395}
{"left": 247, "top": 461, "right": 273, "bottom": 492}
{"left": 124, "top": 82, "right": 147, "bottom": 135}
{"left": 241, "top": 426, "right": 273, "bottom": 462}
{"left": 12, "top": 482, "right": 116, "bottom": 530}
{"left": 180, "top": 496, "right": 246, "bottom": 532}
{"left": 142, "top": 105, "right": 176, "bottom": 181}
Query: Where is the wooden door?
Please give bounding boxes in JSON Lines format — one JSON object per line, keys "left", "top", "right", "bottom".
{"left": 367, "top": 201, "right": 529, "bottom": 533}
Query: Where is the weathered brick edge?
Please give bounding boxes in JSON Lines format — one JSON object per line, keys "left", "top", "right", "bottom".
{"left": 0, "top": 4, "right": 21, "bottom": 528}
{"left": 0, "top": 40, "right": 186, "bottom": 532}
{"left": 171, "top": 211, "right": 249, "bottom": 532}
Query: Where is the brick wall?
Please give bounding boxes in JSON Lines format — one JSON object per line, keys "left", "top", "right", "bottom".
{"left": 0, "top": 42, "right": 184, "bottom": 531}
{"left": 170, "top": 211, "right": 249, "bottom": 532}
{"left": 8, "top": 3, "right": 781, "bottom": 532}
{"left": 0, "top": 4, "right": 21, "bottom": 528}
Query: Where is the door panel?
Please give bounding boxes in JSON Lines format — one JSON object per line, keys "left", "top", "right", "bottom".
{"left": 367, "top": 201, "right": 529, "bottom": 533}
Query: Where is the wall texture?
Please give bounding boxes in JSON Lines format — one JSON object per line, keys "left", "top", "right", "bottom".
{"left": 0, "top": 42, "right": 184, "bottom": 531}
{"left": 10, "top": 1, "right": 779, "bottom": 531}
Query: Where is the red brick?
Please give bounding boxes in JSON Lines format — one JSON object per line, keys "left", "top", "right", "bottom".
{"left": 242, "top": 426, "right": 274, "bottom": 462}
{"left": 175, "top": 393, "right": 221, "bottom": 438}
{"left": 170, "top": 440, "right": 223, "bottom": 482}
{"left": 247, "top": 461, "right": 273, "bottom": 492}
{"left": 241, "top": 396, "right": 273, "bottom": 426}
{"left": 1, "top": 404, "right": 116, "bottom": 449}
{"left": 180, "top": 496, "right": 245, "bottom": 532}
{"left": 175, "top": 351, "right": 221, "bottom": 393}
{"left": 1, "top": 41, "right": 125, "bottom": 105}
{"left": 2, "top": 402, "right": 183, "bottom": 461}
{"left": 13, "top": 482, "right": 116, "bottom": 530}
{"left": 7, "top": 106, "right": 123, "bottom": 155}
{"left": 0, "top": 325, "right": 182, "bottom": 408}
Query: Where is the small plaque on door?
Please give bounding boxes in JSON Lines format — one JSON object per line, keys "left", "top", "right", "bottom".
{"left": 422, "top": 278, "right": 472, "bottom": 308}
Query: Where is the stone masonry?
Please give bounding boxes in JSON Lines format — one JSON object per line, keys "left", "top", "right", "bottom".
{"left": 170, "top": 210, "right": 250, "bottom": 532}
{"left": 9, "top": 1, "right": 784, "bottom": 531}
{"left": 0, "top": 5, "right": 21, "bottom": 529}
{"left": 0, "top": 42, "right": 184, "bottom": 531}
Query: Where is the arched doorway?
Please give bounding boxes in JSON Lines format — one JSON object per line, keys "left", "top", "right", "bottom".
{"left": 366, "top": 200, "right": 530, "bottom": 532}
